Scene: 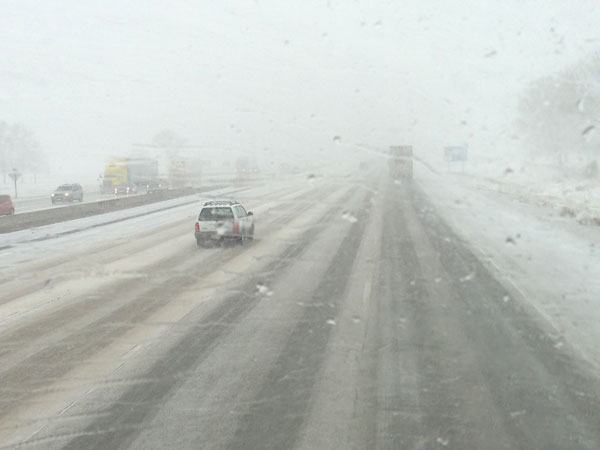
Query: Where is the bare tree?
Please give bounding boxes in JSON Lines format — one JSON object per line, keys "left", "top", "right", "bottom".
{"left": 516, "top": 52, "right": 600, "bottom": 174}
{"left": 152, "top": 129, "right": 187, "bottom": 159}
{"left": 0, "top": 122, "right": 43, "bottom": 183}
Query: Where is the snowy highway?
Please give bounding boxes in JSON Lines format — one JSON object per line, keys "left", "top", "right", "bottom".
{"left": 0, "top": 168, "right": 599, "bottom": 449}
{"left": 10, "top": 191, "right": 112, "bottom": 215}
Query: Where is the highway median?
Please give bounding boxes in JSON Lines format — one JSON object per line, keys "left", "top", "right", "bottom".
{"left": 0, "top": 187, "right": 213, "bottom": 234}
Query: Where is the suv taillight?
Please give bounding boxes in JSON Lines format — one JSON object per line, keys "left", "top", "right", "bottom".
{"left": 195, "top": 222, "right": 200, "bottom": 231}
{"left": 233, "top": 220, "right": 239, "bottom": 234}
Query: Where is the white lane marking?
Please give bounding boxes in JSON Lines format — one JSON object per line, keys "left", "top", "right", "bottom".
{"left": 58, "top": 400, "right": 77, "bottom": 417}
{"left": 470, "top": 239, "right": 564, "bottom": 336}
{"left": 362, "top": 280, "right": 371, "bottom": 308}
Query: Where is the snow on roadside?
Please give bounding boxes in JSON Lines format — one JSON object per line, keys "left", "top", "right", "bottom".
{"left": 416, "top": 163, "right": 600, "bottom": 369}
{"left": 425, "top": 159, "right": 600, "bottom": 227}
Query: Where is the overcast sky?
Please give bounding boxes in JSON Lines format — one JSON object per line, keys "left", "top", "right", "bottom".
{"left": 2, "top": 0, "right": 599, "bottom": 173}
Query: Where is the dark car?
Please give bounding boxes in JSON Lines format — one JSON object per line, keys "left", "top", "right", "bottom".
{"left": 145, "top": 180, "right": 167, "bottom": 194}
{"left": 0, "top": 194, "right": 14, "bottom": 215}
{"left": 51, "top": 184, "right": 84, "bottom": 203}
{"left": 114, "top": 183, "right": 137, "bottom": 195}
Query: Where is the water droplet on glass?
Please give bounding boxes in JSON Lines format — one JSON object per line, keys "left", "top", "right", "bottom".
{"left": 256, "top": 282, "right": 273, "bottom": 297}
{"left": 436, "top": 437, "right": 449, "bottom": 446}
{"left": 341, "top": 211, "right": 358, "bottom": 223}
{"left": 459, "top": 271, "right": 476, "bottom": 282}
{"left": 582, "top": 124, "right": 595, "bottom": 141}
{"left": 216, "top": 223, "right": 227, "bottom": 236}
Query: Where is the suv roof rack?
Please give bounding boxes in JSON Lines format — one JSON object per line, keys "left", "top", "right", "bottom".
{"left": 203, "top": 200, "right": 239, "bottom": 206}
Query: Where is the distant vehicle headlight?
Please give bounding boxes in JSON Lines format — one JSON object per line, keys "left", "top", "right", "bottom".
{"left": 65, "top": 192, "right": 70, "bottom": 196}
{"left": 51, "top": 193, "right": 55, "bottom": 197}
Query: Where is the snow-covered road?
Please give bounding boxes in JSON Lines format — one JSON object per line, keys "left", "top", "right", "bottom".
{"left": 1, "top": 167, "right": 599, "bottom": 449}
{"left": 418, "top": 162, "right": 600, "bottom": 369}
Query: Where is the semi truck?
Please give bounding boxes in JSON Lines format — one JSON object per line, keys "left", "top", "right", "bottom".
{"left": 101, "top": 158, "right": 159, "bottom": 193}
{"left": 235, "top": 156, "right": 260, "bottom": 181}
{"left": 388, "top": 145, "right": 413, "bottom": 179}
{"left": 169, "top": 160, "right": 188, "bottom": 188}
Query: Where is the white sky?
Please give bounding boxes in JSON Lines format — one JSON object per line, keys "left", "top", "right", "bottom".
{"left": 1, "top": 0, "right": 599, "bottom": 172}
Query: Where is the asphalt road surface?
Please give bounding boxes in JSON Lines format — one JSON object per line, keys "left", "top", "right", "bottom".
{"left": 1, "top": 173, "right": 599, "bottom": 449}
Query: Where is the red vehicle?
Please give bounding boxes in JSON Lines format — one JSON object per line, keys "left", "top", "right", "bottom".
{"left": 0, "top": 194, "right": 15, "bottom": 215}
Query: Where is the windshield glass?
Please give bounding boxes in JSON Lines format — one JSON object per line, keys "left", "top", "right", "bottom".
{"left": 1, "top": 1, "right": 599, "bottom": 449}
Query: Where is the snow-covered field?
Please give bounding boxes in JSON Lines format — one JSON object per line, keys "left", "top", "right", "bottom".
{"left": 417, "top": 161, "right": 600, "bottom": 370}
{"left": 0, "top": 172, "right": 101, "bottom": 199}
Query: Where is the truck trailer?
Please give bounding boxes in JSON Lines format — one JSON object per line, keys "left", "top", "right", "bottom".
{"left": 388, "top": 145, "right": 413, "bottom": 179}
{"left": 101, "top": 158, "right": 159, "bottom": 193}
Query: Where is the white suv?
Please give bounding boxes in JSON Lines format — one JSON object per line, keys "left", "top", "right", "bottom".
{"left": 194, "top": 200, "right": 254, "bottom": 247}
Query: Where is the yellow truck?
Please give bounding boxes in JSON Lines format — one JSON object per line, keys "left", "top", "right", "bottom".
{"left": 169, "top": 160, "right": 188, "bottom": 188}
{"left": 101, "top": 158, "right": 159, "bottom": 193}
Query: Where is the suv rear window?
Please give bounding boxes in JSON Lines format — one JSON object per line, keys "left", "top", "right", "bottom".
{"left": 198, "top": 207, "right": 234, "bottom": 221}
{"left": 0, "top": 195, "right": 10, "bottom": 202}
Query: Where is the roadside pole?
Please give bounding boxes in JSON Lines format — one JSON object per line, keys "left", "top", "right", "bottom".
{"left": 9, "top": 168, "right": 22, "bottom": 199}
